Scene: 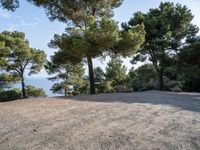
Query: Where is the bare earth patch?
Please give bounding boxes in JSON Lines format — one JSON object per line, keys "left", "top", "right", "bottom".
{"left": 0, "top": 91, "right": 200, "bottom": 150}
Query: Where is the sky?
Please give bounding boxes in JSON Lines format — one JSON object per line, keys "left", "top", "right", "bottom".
{"left": 0, "top": 0, "right": 200, "bottom": 78}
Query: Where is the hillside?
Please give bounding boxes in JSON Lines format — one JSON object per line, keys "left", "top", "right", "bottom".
{"left": 0, "top": 91, "right": 200, "bottom": 150}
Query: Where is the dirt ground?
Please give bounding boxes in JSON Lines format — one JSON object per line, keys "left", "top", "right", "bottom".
{"left": 0, "top": 91, "right": 200, "bottom": 150}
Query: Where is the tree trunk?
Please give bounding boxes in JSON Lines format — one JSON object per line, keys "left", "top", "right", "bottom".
{"left": 87, "top": 56, "right": 96, "bottom": 94}
{"left": 64, "top": 88, "right": 67, "bottom": 97}
{"left": 64, "top": 68, "right": 69, "bottom": 97}
{"left": 21, "top": 76, "right": 26, "bottom": 98}
{"left": 158, "top": 70, "right": 164, "bottom": 91}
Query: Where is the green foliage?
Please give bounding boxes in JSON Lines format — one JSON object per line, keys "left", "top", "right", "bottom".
{"left": 162, "top": 66, "right": 179, "bottom": 91}
{"left": 0, "top": 89, "right": 21, "bottom": 102}
{"left": 0, "top": 85, "right": 46, "bottom": 101}
{"left": 0, "top": 0, "right": 19, "bottom": 11}
{"left": 27, "top": 0, "right": 123, "bottom": 23}
{"left": 26, "top": 85, "right": 47, "bottom": 98}
{"left": 102, "top": 80, "right": 115, "bottom": 93}
{"left": 94, "top": 67, "right": 106, "bottom": 93}
{"left": 49, "top": 17, "right": 120, "bottom": 61}
{"left": 94, "top": 67, "right": 105, "bottom": 84}
{"left": 0, "top": 31, "right": 46, "bottom": 75}
{"left": 126, "top": 2, "right": 198, "bottom": 90}
{"left": 50, "top": 83, "right": 70, "bottom": 95}
{"left": 3, "top": 0, "right": 199, "bottom": 94}
{"left": 77, "top": 76, "right": 90, "bottom": 95}
{"left": 0, "top": 31, "right": 46, "bottom": 98}
{"left": 1, "top": 0, "right": 124, "bottom": 13}
{"left": 106, "top": 59, "right": 127, "bottom": 81}
{"left": 105, "top": 58, "right": 128, "bottom": 92}
{"left": 47, "top": 8, "right": 120, "bottom": 94}
{"left": 0, "top": 41, "right": 8, "bottom": 66}
{"left": 69, "top": 65, "right": 86, "bottom": 95}
{"left": 0, "top": 73, "right": 20, "bottom": 89}
{"left": 39, "top": 0, "right": 144, "bottom": 94}
{"left": 178, "top": 36, "right": 200, "bottom": 92}
{"left": 45, "top": 54, "right": 85, "bottom": 96}
{"left": 128, "top": 64, "right": 157, "bottom": 91}
{"left": 114, "top": 24, "right": 145, "bottom": 57}
{"left": 128, "top": 64, "right": 181, "bottom": 91}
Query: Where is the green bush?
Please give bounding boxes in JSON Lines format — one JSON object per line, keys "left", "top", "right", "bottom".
{"left": 129, "top": 64, "right": 157, "bottom": 91}
{"left": 0, "top": 89, "right": 21, "bottom": 102}
{"left": 26, "top": 85, "right": 47, "bottom": 98}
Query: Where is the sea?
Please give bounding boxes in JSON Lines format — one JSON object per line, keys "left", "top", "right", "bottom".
{"left": 15, "top": 77, "right": 61, "bottom": 97}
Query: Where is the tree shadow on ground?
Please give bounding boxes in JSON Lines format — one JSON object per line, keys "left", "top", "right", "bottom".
{"left": 56, "top": 91, "right": 200, "bottom": 113}
{"left": 0, "top": 99, "right": 20, "bottom": 103}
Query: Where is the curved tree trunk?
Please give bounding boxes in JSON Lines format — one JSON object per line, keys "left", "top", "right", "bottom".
{"left": 158, "top": 70, "right": 164, "bottom": 91}
{"left": 21, "top": 76, "right": 26, "bottom": 98}
{"left": 87, "top": 56, "right": 96, "bottom": 94}
{"left": 64, "top": 88, "right": 67, "bottom": 96}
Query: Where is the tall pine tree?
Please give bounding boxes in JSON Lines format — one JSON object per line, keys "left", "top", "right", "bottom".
{"left": 124, "top": 2, "right": 198, "bottom": 90}
{"left": 0, "top": 31, "right": 46, "bottom": 98}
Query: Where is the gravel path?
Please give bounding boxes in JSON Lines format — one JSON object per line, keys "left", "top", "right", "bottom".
{"left": 0, "top": 91, "right": 200, "bottom": 150}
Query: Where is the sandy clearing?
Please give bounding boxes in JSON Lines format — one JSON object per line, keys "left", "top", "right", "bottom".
{"left": 0, "top": 91, "right": 200, "bottom": 150}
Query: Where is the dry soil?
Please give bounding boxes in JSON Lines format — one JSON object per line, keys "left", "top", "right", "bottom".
{"left": 0, "top": 91, "right": 200, "bottom": 150}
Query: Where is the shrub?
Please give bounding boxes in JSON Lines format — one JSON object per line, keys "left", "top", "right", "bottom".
{"left": 26, "top": 85, "right": 47, "bottom": 98}
{"left": 0, "top": 89, "right": 21, "bottom": 102}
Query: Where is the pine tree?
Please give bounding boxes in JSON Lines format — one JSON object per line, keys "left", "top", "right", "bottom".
{"left": 125, "top": 2, "right": 198, "bottom": 90}
{"left": 0, "top": 31, "right": 46, "bottom": 98}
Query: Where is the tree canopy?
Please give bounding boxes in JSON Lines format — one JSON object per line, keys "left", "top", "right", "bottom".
{"left": 125, "top": 2, "right": 198, "bottom": 90}
{"left": 45, "top": 53, "right": 85, "bottom": 96}
{"left": 26, "top": 85, "right": 47, "bottom": 98}
{"left": 178, "top": 36, "right": 200, "bottom": 92}
{"left": 0, "top": 0, "right": 19, "bottom": 11}
{"left": 0, "top": 31, "right": 46, "bottom": 98}
{"left": 128, "top": 64, "right": 157, "bottom": 91}
{"left": 27, "top": 0, "right": 123, "bottom": 23}
{"left": 0, "top": 0, "right": 145, "bottom": 96}
{"left": 105, "top": 58, "right": 128, "bottom": 92}
{"left": 45, "top": 0, "right": 145, "bottom": 94}
{"left": 2, "top": 0, "right": 200, "bottom": 97}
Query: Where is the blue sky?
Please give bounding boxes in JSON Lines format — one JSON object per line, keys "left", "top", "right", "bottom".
{"left": 0, "top": 0, "right": 200, "bottom": 78}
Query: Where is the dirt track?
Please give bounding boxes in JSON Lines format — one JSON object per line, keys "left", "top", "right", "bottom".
{"left": 0, "top": 91, "right": 200, "bottom": 150}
